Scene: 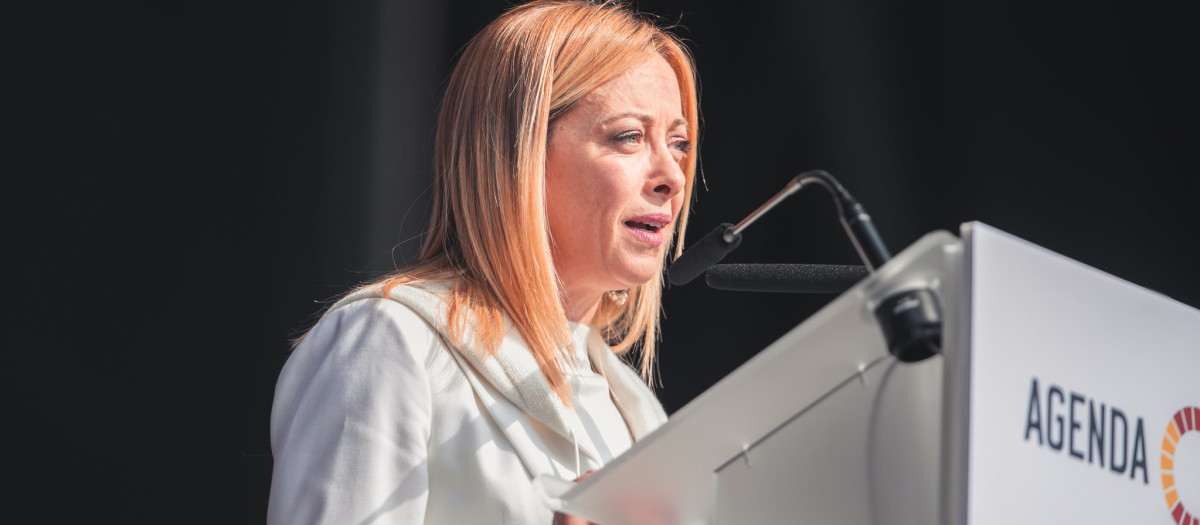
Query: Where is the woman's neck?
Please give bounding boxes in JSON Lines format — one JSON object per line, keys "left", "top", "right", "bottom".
{"left": 561, "top": 286, "right": 602, "bottom": 325}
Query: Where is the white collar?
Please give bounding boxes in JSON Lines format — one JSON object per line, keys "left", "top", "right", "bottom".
{"left": 329, "top": 282, "right": 665, "bottom": 465}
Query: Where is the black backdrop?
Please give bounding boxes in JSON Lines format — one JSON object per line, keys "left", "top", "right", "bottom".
{"left": 8, "top": 0, "right": 1195, "bottom": 522}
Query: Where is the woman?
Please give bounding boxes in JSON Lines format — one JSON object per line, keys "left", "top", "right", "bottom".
{"left": 268, "top": 1, "right": 699, "bottom": 523}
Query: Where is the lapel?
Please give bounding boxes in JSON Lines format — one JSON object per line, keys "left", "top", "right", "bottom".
{"left": 331, "top": 282, "right": 653, "bottom": 468}
{"left": 458, "top": 317, "right": 602, "bottom": 465}
{"left": 586, "top": 330, "right": 669, "bottom": 441}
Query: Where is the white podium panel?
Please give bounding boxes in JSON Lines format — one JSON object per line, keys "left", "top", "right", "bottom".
{"left": 547, "top": 222, "right": 1198, "bottom": 525}
{"left": 554, "top": 232, "right": 964, "bottom": 525}
{"left": 713, "top": 357, "right": 944, "bottom": 525}
{"left": 965, "top": 223, "right": 1200, "bottom": 525}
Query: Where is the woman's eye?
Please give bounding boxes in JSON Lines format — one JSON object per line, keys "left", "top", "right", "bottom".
{"left": 673, "top": 139, "right": 693, "bottom": 154}
{"left": 612, "top": 131, "right": 643, "bottom": 144}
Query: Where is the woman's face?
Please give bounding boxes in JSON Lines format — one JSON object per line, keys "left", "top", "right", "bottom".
{"left": 545, "top": 54, "right": 689, "bottom": 313}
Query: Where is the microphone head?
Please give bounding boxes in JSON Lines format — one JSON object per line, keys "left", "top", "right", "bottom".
{"left": 704, "top": 264, "right": 868, "bottom": 293}
{"left": 668, "top": 223, "right": 742, "bottom": 286}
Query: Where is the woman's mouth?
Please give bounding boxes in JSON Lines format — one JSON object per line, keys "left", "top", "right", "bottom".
{"left": 623, "top": 220, "right": 665, "bottom": 232}
{"left": 622, "top": 214, "right": 672, "bottom": 246}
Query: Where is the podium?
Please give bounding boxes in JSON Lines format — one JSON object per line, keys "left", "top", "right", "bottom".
{"left": 543, "top": 222, "right": 1200, "bottom": 525}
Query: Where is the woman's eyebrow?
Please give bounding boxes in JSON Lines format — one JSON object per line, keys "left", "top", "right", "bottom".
{"left": 598, "top": 111, "right": 689, "bottom": 129}
{"left": 598, "top": 111, "right": 651, "bottom": 126}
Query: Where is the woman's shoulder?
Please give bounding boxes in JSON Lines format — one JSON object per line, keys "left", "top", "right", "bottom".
{"left": 272, "top": 296, "right": 447, "bottom": 419}
{"left": 286, "top": 278, "right": 455, "bottom": 366}
{"left": 320, "top": 295, "right": 434, "bottom": 334}
{"left": 304, "top": 288, "right": 444, "bottom": 356}
{"left": 327, "top": 278, "right": 450, "bottom": 317}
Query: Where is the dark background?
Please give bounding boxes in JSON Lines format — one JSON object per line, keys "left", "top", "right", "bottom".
{"left": 7, "top": 0, "right": 1195, "bottom": 521}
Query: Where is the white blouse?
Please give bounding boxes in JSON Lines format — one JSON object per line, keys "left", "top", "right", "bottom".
{"left": 564, "top": 322, "right": 634, "bottom": 466}
{"left": 268, "top": 283, "right": 668, "bottom": 524}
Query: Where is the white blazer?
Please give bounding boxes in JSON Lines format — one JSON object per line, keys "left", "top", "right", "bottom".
{"left": 268, "top": 283, "right": 668, "bottom": 524}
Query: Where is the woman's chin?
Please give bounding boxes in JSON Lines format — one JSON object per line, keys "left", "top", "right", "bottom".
{"left": 609, "top": 261, "right": 664, "bottom": 289}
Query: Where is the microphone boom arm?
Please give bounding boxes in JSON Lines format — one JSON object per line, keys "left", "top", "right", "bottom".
{"left": 670, "top": 169, "right": 941, "bottom": 363}
{"left": 721, "top": 169, "right": 893, "bottom": 271}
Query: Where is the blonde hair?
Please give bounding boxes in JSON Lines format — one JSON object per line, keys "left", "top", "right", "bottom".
{"left": 350, "top": 0, "right": 698, "bottom": 404}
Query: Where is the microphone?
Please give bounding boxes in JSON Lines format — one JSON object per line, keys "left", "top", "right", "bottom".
{"left": 669, "top": 174, "right": 806, "bottom": 286}
{"left": 705, "top": 264, "right": 868, "bottom": 293}
{"left": 667, "top": 223, "right": 741, "bottom": 286}
{"left": 668, "top": 169, "right": 942, "bottom": 363}
{"left": 669, "top": 169, "right": 889, "bottom": 284}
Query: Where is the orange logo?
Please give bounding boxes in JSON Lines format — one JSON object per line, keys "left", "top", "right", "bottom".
{"left": 1163, "top": 406, "right": 1199, "bottom": 525}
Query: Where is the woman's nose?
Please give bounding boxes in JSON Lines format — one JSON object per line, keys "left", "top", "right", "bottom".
{"left": 648, "top": 146, "right": 686, "bottom": 200}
